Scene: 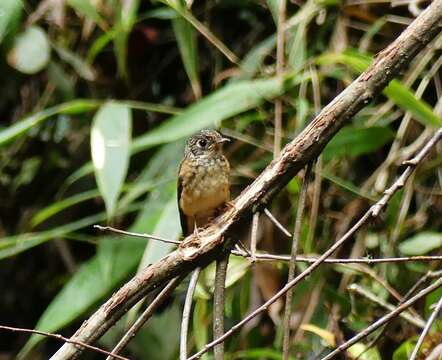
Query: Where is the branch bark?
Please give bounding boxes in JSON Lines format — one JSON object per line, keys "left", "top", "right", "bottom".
{"left": 51, "top": 2, "right": 442, "bottom": 358}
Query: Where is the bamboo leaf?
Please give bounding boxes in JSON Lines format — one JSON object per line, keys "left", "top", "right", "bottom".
{"left": 172, "top": 15, "right": 201, "bottom": 98}
{"left": 317, "top": 51, "right": 442, "bottom": 127}
{"left": 91, "top": 102, "right": 132, "bottom": 219}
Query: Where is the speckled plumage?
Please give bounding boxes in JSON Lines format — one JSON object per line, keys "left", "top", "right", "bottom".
{"left": 178, "top": 130, "right": 230, "bottom": 236}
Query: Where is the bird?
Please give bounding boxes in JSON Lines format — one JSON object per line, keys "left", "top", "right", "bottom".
{"left": 178, "top": 129, "right": 231, "bottom": 237}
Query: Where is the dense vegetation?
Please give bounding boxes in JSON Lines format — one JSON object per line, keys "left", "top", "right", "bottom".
{"left": 0, "top": 0, "right": 441, "bottom": 359}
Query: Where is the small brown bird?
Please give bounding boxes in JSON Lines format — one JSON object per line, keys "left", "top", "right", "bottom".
{"left": 178, "top": 129, "right": 230, "bottom": 236}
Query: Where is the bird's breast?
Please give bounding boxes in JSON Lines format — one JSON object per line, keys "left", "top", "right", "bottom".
{"left": 180, "top": 157, "right": 230, "bottom": 217}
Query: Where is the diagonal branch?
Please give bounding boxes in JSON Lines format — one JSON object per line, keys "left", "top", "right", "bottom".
{"left": 50, "top": 2, "right": 442, "bottom": 358}
{"left": 186, "top": 129, "right": 442, "bottom": 360}
{"left": 320, "top": 278, "right": 442, "bottom": 360}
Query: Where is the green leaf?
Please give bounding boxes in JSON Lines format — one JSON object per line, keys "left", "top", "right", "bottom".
{"left": 287, "top": 24, "right": 306, "bottom": 73}
{"left": 234, "top": 35, "right": 276, "bottom": 81}
{"left": 323, "top": 126, "right": 394, "bottom": 160}
{"left": 0, "top": 207, "right": 136, "bottom": 261}
{"left": 348, "top": 343, "right": 382, "bottom": 360}
{"left": 320, "top": 171, "right": 377, "bottom": 201}
{"left": 130, "top": 302, "right": 180, "bottom": 360}
{"left": 172, "top": 15, "right": 201, "bottom": 98}
{"left": 67, "top": 0, "right": 106, "bottom": 28}
{"left": 31, "top": 190, "right": 100, "bottom": 227}
{"left": 0, "top": 100, "right": 100, "bottom": 146}
{"left": 0, "top": 99, "right": 178, "bottom": 147}
{"left": 233, "top": 348, "right": 295, "bottom": 359}
{"left": 133, "top": 77, "right": 285, "bottom": 151}
{"left": 7, "top": 26, "right": 50, "bottom": 74}
{"left": 18, "top": 239, "right": 144, "bottom": 359}
{"left": 265, "top": 0, "right": 279, "bottom": 24}
{"left": 384, "top": 81, "right": 442, "bottom": 127}
{"left": 91, "top": 102, "right": 132, "bottom": 219}
{"left": 193, "top": 299, "right": 209, "bottom": 360}
{"left": 317, "top": 51, "right": 442, "bottom": 127}
{"left": 114, "top": 0, "right": 140, "bottom": 79}
{"left": 53, "top": 45, "right": 96, "bottom": 81}
{"left": 0, "top": 0, "right": 22, "bottom": 43}
{"left": 125, "top": 142, "right": 184, "bottom": 324}
{"left": 19, "top": 143, "right": 183, "bottom": 356}
{"left": 392, "top": 339, "right": 416, "bottom": 360}
{"left": 398, "top": 232, "right": 442, "bottom": 256}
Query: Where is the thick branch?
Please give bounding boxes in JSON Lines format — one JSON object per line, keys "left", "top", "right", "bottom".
{"left": 51, "top": 2, "right": 442, "bottom": 358}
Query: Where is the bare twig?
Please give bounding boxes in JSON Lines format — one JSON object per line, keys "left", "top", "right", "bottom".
{"left": 106, "top": 277, "right": 182, "bottom": 360}
{"left": 213, "top": 255, "right": 229, "bottom": 360}
{"left": 274, "top": 0, "right": 287, "bottom": 157}
{"left": 186, "top": 129, "right": 442, "bottom": 360}
{"left": 403, "top": 270, "right": 442, "bottom": 300}
{"left": 409, "top": 294, "right": 442, "bottom": 360}
{"left": 264, "top": 208, "right": 292, "bottom": 237}
{"left": 50, "top": 5, "right": 442, "bottom": 357}
{"left": 344, "top": 264, "right": 421, "bottom": 319}
{"left": 348, "top": 284, "right": 425, "bottom": 328}
{"left": 372, "top": 129, "right": 442, "bottom": 217}
{"left": 180, "top": 268, "right": 201, "bottom": 360}
{"left": 250, "top": 212, "right": 260, "bottom": 261}
{"left": 0, "top": 325, "right": 129, "bottom": 360}
{"left": 94, "top": 225, "right": 181, "bottom": 245}
{"left": 282, "top": 163, "right": 312, "bottom": 360}
{"left": 231, "top": 250, "right": 442, "bottom": 264}
{"left": 320, "top": 278, "right": 442, "bottom": 360}
{"left": 306, "top": 66, "right": 322, "bottom": 249}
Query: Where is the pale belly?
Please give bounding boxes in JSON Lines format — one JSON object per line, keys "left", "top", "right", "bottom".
{"left": 180, "top": 164, "right": 230, "bottom": 218}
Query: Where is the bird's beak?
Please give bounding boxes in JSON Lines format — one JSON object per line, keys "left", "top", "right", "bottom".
{"left": 217, "top": 137, "right": 230, "bottom": 144}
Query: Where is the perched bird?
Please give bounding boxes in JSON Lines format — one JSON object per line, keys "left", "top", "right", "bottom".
{"left": 178, "top": 129, "right": 230, "bottom": 237}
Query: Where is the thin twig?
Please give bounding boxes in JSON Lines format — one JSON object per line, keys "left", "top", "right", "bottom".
{"left": 403, "top": 270, "right": 442, "bottom": 300}
{"left": 231, "top": 250, "right": 442, "bottom": 264}
{"left": 186, "top": 129, "right": 442, "bottom": 360}
{"left": 320, "top": 278, "right": 442, "bottom": 360}
{"left": 409, "top": 294, "right": 442, "bottom": 360}
{"left": 344, "top": 264, "right": 421, "bottom": 319}
{"left": 180, "top": 268, "right": 201, "bottom": 360}
{"left": 0, "top": 325, "right": 129, "bottom": 360}
{"left": 106, "top": 277, "right": 182, "bottom": 360}
{"left": 213, "top": 255, "right": 229, "bottom": 360}
{"left": 306, "top": 66, "right": 322, "bottom": 249}
{"left": 358, "top": 269, "right": 442, "bottom": 358}
{"left": 274, "top": 0, "right": 286, "bottom": 157}
{"left": 282, "top": 163, "right": 312, "bottom": 360}
{"left": 250, "top": 212, "right": 260, "bottom": 261}
{"left": 94, "top": 225, "right": 181, "bottom": 245}
{"left": 264, "top": 208, "right": 292, "bottom": 237}
{"left": 348, "top": 284, "right": 425, "bottom": 328}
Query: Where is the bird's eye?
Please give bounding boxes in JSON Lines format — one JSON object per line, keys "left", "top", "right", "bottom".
{"left": 197, "top": 139, "right": 207, "bottom": 148}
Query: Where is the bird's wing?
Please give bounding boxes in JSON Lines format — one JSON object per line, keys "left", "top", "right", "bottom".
{"left": 177, "top": 173, "right": 189, "bottom": 237}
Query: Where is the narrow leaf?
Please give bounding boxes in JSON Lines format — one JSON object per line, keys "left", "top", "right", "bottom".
{"left": 399, "top": 232, "right": 442, "bottom": 256}
{"left": 172, "top": 15, "right": 201, "bottom": 98}
{"left": 91, "top": 102, "right": 132, "bottom": 219}
{"left": 323, "top": 126, "right": 394, "bottom": 160}
{"left": 67, "top": 0, "right": 106, "bottom": 28}
{"left": 317, "top": 51, "right": 442, "bottom": 127}
{"left": 133, "top": 77, "right": 285, "bottom": 151}
{"left": 0, "top": 0, "right": 22, "bottom": 43}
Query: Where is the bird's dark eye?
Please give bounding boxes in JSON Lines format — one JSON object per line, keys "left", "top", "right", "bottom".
{"left": 197, "top": 139, "right": 207, "bottom": 148}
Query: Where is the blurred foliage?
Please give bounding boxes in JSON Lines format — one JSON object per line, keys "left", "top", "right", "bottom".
{"left": 0, "top": 0, "right": 441, "bottom": 359}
